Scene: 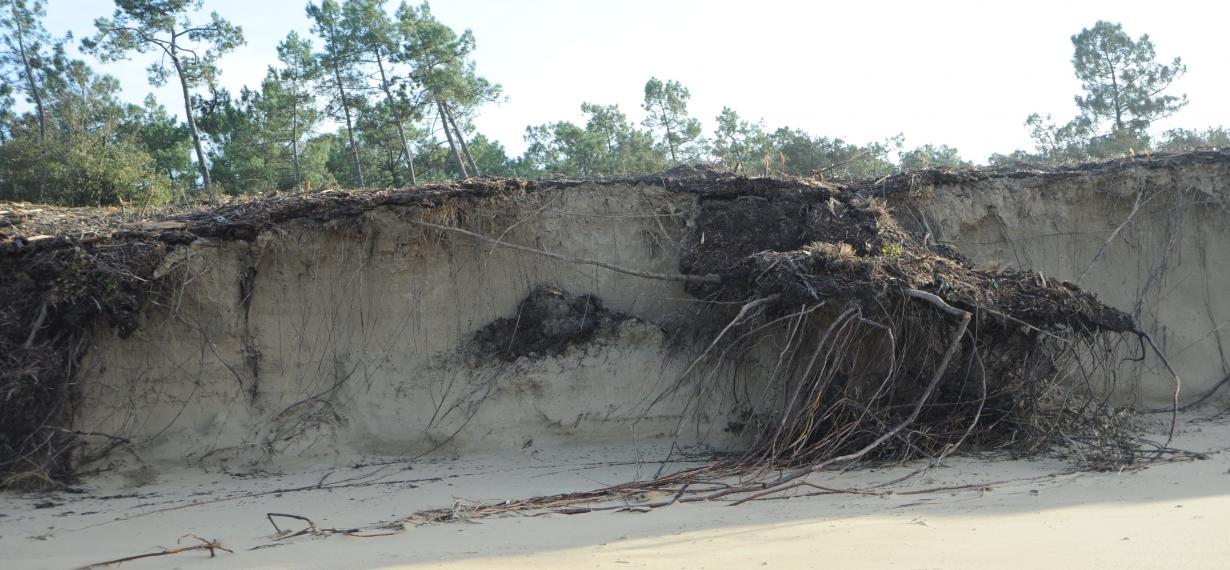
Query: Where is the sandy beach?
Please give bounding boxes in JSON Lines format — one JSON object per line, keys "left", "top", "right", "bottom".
{"left": 3, "top": 413, "right": 1227, "bottom": 569}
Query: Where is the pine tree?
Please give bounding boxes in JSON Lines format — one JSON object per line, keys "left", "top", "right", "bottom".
{"left": 642, "top": 77, "right": 701, "bottom": 164}
{"left": 344, "top": 0, "right": 419, "bottom": 185}
{"left": 307, "top": 0, "right": 366, "bottom": 186}
{"left": 1071, "top": 21, "right": 1186, "bottom": 134}
{"left": 0, "top": 0, "right": 59, "bottom": 143}
{"left": 397, "top": 1, "right": 500, "bottom": 179}
{"left": 275, "top": 32, "right": 319, "bottom": 189}
{"left": 711, "top": 107, "right": 771, "bottom": 171}
{"left": 83, "top": 0, "right": 244, "bottom": 192}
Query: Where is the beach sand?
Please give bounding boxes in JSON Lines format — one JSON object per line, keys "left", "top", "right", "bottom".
{"left": 3, "top": 414, "right": 1228, "bottom": 569}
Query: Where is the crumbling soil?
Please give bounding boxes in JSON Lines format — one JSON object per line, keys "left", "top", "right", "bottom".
{"left": 681, "top": 175, "right": 1133, "bottom": 334}
{"left": 471, "top": 287, "right": 628, "bottom": 361}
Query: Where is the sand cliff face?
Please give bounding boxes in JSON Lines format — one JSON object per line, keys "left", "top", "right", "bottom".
{"left": 890, "top": 155, "right": 1230, "bottom": 407}
{"left": 74, "top": 183, "right": 749, "bottom": 469}
{"left": 69, "top": 154, "right": 1230, "bottom": 472}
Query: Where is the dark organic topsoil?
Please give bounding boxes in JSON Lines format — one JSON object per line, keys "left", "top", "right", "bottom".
{"left": 470, "top": 287, "right": 627, "bottom": 361}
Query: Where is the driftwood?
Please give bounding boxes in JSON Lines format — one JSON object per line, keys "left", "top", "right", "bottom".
{"left": 77, "top": 535, "right": 232, "bottom": 569}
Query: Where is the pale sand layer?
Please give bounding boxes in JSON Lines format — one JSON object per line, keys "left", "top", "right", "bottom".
{"left": 3, "top": 415, "right": 1228, "bottom": 570}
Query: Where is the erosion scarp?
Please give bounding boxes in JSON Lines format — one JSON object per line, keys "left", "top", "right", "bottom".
{"left": 2, "top": 154, "right": 1226, "bottom": 491}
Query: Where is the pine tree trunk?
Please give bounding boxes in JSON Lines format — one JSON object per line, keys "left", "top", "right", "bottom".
{"left": 664, "top": 115, "right": 678, "bottom": 163}
{"left": 11, "top": 1, "right": 47, "bottom": 200}
{"left": 332, "top": 63, "right": 364, "bottom": 187}
{"left": 9, "top": 1, "right": 45, "bottom": 141}
{"left": 290, "top": 81, "right": 301, "bottom": 189}
{"left": 170, "top": 50, "right": 212, "bottom": 191}
{"left": 443, "top": 101, "right": 479, "bottom": 176}
{"left": 436, "top": 97, "right": 467, "bottom": 179}
{"left": 386, "top": 147, "right": 400, "bottom": 186}
{"left": 375, "top": 50, "right": 417, "bottom": 186}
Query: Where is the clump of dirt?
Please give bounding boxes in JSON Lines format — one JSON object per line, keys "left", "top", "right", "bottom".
{"left": 684, "top": 188, "right": 1133, "bottom": 333}
{"left": 471, "top": 287, "right": 627, "bottom": 361}
{"left": 0, "top": 235, "right": 168, "bottom": 488}
{"left": 669, "top": 175, "right": 1144, "bottom": 471}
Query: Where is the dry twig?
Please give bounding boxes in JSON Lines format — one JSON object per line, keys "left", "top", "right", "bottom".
{"left": 78, "top": 535, "right": 232, "bottom": 569}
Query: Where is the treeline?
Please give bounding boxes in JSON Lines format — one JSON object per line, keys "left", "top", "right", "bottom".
{"left": 0, "top": 0, "right": 504, "bottom": 206}
{"left": 518, "top": 81, "right": 961, "bottom": 180}
{"left": 992, "top": 21, "right": 1227, "bottom": 165}
{"left": 0, "top": 3, "right": 1225, "bottom": 207}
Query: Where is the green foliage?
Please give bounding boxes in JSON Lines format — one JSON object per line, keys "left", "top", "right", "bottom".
{"left": 83, "top": 0, "right": 245, "bottom": 190}
{"left": 275, "top": 31, "right": 320, "bottom": 188}
{"left": 122, "top": 94, "right": 193, "bottom": 185}
{"left": 352, "top": 98, "right": 419, "bottom": 186}
{"left": 0, "top": 83, "right": 13, "bottom": 141}
{"left": 1071, "top": 21, "right": 1186, "bottom": 133}
{"left": 768, "top": 128, "right": 900, "bottom": 179}
{"left": 711, "top": 107, "right": 772, "bottom": 170}
{"left": 1022, "top": 113, "right": 1095, "bottom": 162}
{"left": 301, "top": 0, "right": 501, "bottom": 185}
{"left": 397, "top": 1, "right": 501, "bottom": 178}
{"left": 314, "top": 99, "right": 432, "bottom": 187}
{"left": 465, "top": 133, "right": 512, "bottom": 176}
{"left": 522, "top": 102, "right": 663, "bottom": 176}
{"left": 298, "top": 133, "right": 338, "bottom": 189}
{"left": 9, "top": 4, "right": 1229, "bottom": 204}
{"left": 0, "top": 39, "right": 171, "bottom": 206}
{"left": 642, "top": 77, "right": 702, "bottom": 164}
{"left": 1015, "top": 21, "right": 1187, "bottom": 163}
{"left": 397, "top": 2, "right": 500, "bottom": 110}
{"left": 899, "top": 144, "right": 970, "bottom": 170}
{"left": 0, "top": 131, "right": 169, "bottom": 206}
{"left": 0, "top": 0, "right": 63, "bottom": 140}
{"left": 1015, "top": 112, "right": 1151, "bottom": 165}
{"left": 307, "top": 0, "right": 367, "bottom": 185}
{"left": 345, "top": 0, "right": 420, "bottom": 182}
{"left": 1156, "top": 127, "right": 1230, "bottom": 151}
{"left": 203, "top": 62, "right": 326, "bottom": 194}
{"left": 200, "top": 86, "right": 274, "bottom": 193}
{"left": 83, "top": 1, "right": 244, "bottom": 89}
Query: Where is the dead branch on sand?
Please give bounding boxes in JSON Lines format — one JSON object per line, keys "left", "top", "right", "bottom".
{"left": 77, "top": 535, "right": 232, "bottom": 569}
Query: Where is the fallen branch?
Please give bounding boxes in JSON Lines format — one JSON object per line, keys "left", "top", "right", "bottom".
{"left": 904, "top": 288, "right": 967, "bottom": 319}
{"left": 267, "top": 512, "right": 318, "bottom": 540}
{"left": 411, "top": 218, "right": 720, "bottom": 284}
{"left": 78, "top": 535, "right": 232, "bottom": 569}
{"left": 732, "top": 480, "right": 883, "bottom": 502}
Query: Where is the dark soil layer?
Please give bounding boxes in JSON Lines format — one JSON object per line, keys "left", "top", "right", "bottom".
{"left": 471, "top": 287, "right": 627, "bottom": 361}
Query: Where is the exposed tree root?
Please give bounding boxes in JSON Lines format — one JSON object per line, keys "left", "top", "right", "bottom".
{"left": 409, "top": 218, "right": 720, "bottom": 284}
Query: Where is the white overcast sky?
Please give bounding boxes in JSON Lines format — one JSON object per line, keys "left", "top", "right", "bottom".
{"left": 42, "top": 0, "right": 1230, "bottom": 163}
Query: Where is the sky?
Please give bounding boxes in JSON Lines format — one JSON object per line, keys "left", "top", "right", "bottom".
{"left": 41, "top": 0, "right": 1230, "bottom": 163}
